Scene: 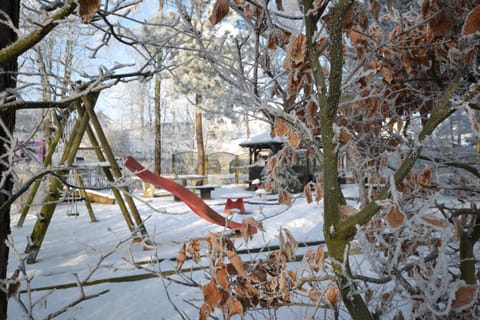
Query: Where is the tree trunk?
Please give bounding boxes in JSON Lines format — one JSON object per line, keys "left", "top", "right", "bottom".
{"left": 0, "top": 1, "right": 20, "bottom": 318}
{"left": 195, "top": 94, "right": 205, "bottom": 177}
{"left": 154, "top": 75, "right": 162, "bottom": 175}
{"left": 460, "top": 225, "right": 480, "bottom": 284}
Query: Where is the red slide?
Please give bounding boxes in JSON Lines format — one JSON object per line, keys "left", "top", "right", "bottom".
{"left": 123, "top": 156, "right": 245, "bottom": 231}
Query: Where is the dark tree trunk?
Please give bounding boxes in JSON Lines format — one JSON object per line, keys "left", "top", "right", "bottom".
{"left": 154, "top": 75, "right": 162, "bottom": 175}
{"left": 0, "top": 1, "right": 20, "bottom": 318}
{"left": 195, "top": 94, "right": 205, "bottom": 177}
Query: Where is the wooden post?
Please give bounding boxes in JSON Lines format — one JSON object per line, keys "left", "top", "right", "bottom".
{"left": 76, "top": 105, "right": 136, "bottom": 232}
{"left": 204, "top": 154, "right": 208, "bottom": 185}
{"left": 234, "top": 155, "right": 239, "bottom": 184}
{"left": 82, "top": 96, "right": 148, "bottom": 239}
{"left": 25, "top": 98, "right": 93, "bottom": 263}
{"left": 73, "top": 170, "right": 97, "bottom": 222}
{"left": 17, "top": 109, "right": 72, "bottom": 227}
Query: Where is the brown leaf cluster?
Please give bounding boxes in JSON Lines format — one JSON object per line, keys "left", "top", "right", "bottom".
{"left": 303, "top": 245, "right": 324, "bottom": 272}
{"left": 267, "top": 27, "right": 291, "bottom": 50}
{"left": 187, "top": 239, "right": 202, "bottom": 262}
{"left": 187, "top": 230, "right": 301, "bottom": 317}
{"left": 200, "top": 278, "right": 243, "bottom": 319}
{"left": 304, "top": 181, "right": 323, "bottom": 204}
{"left": 277, "top": 228, "right": 298, "bottom": 262}
{"left": 176, "top": 239, "right": 203, "bottom": 270}
{"left": 283, "top": 34, "right": 313, "bottom": 106}
{"left": 335, "top": 0, "right": 477, "bottom": 171}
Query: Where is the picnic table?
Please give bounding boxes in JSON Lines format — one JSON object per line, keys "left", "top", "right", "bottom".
{"left": 221, "top": 193, "right": 252, "bottom": 214}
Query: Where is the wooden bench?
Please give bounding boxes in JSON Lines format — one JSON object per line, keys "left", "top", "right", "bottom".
{"left": 189, "top": 185, "right": 219, "bottom": 200}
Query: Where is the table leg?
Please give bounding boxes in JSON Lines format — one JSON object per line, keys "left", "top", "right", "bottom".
{"left": 224, "top": 198, "right": 246, "bottom": 214}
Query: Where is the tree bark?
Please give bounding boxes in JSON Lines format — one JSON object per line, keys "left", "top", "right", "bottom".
{"left": 0, "top": 1, "right": 20, "bottom": 318}
{"left": 195, "top": 94, "right": 205, "bottom": 177}
{"left": 154, "top": 75, "right": 162, "bottom": 175}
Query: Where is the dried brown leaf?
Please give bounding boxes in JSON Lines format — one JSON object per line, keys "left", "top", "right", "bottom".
{"left": 199, "top": 303, "right": 212, "bottom": 320}
{"left": 226, "top": 250, "right": 249, "bottom": 279}
{"left": 187, "top": 239, "right": 202, "bottom": 262}
{"left": 79, "top": 0, "right": 100, "bottom": 23}
{"left": 203, "top": 280, "right": 222, "bottom": 308}
{"left": 452, "top": 285, "right": 478, "bottom": 310}
{"left": 278, "top": 229, "right": 286, "bottom": 252}
{"left": 314, "top": 245, "right": 324, "bottom": 266}
{"left": 216, "top": 261, "right": 230, "bottom": 291}
{"left": 279, "top": 270, "right": 288, "bottom": 294}
{"left": 308, "top": 288, "right": 320, "bottom": 302}
{"left": 420, "top": 215, "right": 448, "bottom": 228}
{"left": 381, "top": 65, "right": 393, "bottom": 84}
{"left": 206, "top": 233, "right": 221, "bottom": 256}
{"left": 278, "top": 189, "right": 292, "bottom": 205}
{"left": 463, "top": 5, "right": 480, "bottom": 35}
{"left": 370, "top": 0, "right": 381, "bottom": 20}
{"left": 264, "top": 180, "right": 272, "bottom": 193}
{"left": 325, "top": 285, "right": 341, "bottom": 306}
{"left": 422, "top": 164, "right": 432, "bottom": 181}
{"left": 287, "top": 130, "right": 301, "bottom": 148}
{"left": 304, "top": 184, "right": 313, "bottom": 203}
{"left": 386, "top": 206, "right": 405, "bottom": 229}
{"left": 176, "top": 243, "right": 187, "bottom": 270}
{"left": 284, "top": 228, "right": 298, "bottom": 250}
{"left": 7, "top": 270, "right": 20, "bottom": 299}
{"left": 226, "top": 297, "right": 244, "bottom": 317}
{"left": 240, "top": 217, "right": 263, "bottom": 241}
{"left": 274, "top": 117, "right": 289, "bottom": 136}
{"left": 208, "top": 0, "right": 230, "bottom": 26}
{"left": 314, "top": 183, "right": 323, "bottom": 202}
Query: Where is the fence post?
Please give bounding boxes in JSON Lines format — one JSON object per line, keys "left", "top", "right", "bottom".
{"left": 172, "top": 153, "right": 176, "bottom": 174}
{"left": 204, "top": 154, "right": 208, "bottom": 184}
{"left": 235, "top": 155, "right": 240, "bottom": 184}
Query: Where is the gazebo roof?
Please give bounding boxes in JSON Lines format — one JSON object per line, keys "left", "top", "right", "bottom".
{"left": 239, "top": 131, "right": 284, "bottom": 148}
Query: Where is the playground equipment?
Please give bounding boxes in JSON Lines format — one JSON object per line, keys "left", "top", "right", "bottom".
{"left": 19, "top": 93, "right": 148, "bottom": 264}
{"left": 124, "top": 156, "right": 256, "bottom": 233}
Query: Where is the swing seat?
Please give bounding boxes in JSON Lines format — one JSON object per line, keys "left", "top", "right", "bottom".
{"left": 66, "top": 211, "right": 80, "bottom": 217}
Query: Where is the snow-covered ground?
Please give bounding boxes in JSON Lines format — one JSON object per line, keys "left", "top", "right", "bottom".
{"left": 6, "top": 180, "right": 359, "bottom": 319}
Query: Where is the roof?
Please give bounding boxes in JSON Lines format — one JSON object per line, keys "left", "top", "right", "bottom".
{"left": 239, "top": 131, "right": 285, "bottom": 148}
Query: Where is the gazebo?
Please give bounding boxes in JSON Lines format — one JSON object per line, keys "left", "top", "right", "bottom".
{"left": 239, "top": 131, "right": 284, "bottom": 190}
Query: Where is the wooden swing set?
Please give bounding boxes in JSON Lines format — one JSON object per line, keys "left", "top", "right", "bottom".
{"left": 18, "top": 92, "right": 148, "bottom": 264}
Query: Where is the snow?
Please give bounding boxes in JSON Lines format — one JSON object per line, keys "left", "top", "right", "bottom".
{"left": 6, "top": 182, "right": 359, "bottom": 319}
{"left": 239, "top": 130, "right": 285, "bottom": 145}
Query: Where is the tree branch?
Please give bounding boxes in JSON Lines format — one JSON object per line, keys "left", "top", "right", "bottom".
{"left": 0, "top": 0, "right": 77, "bottom": 65}
{"left": 340, "top": 69, "right": 465, "bottom": 234}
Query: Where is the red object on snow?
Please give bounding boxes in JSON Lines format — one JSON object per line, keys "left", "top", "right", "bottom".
{"left": 123, "top": 156, "right": 256, "bottom": 233}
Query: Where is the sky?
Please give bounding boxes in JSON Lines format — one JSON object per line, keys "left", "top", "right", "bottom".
{"left": 6, "top": 176, "right": 359, "bottom": 319}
